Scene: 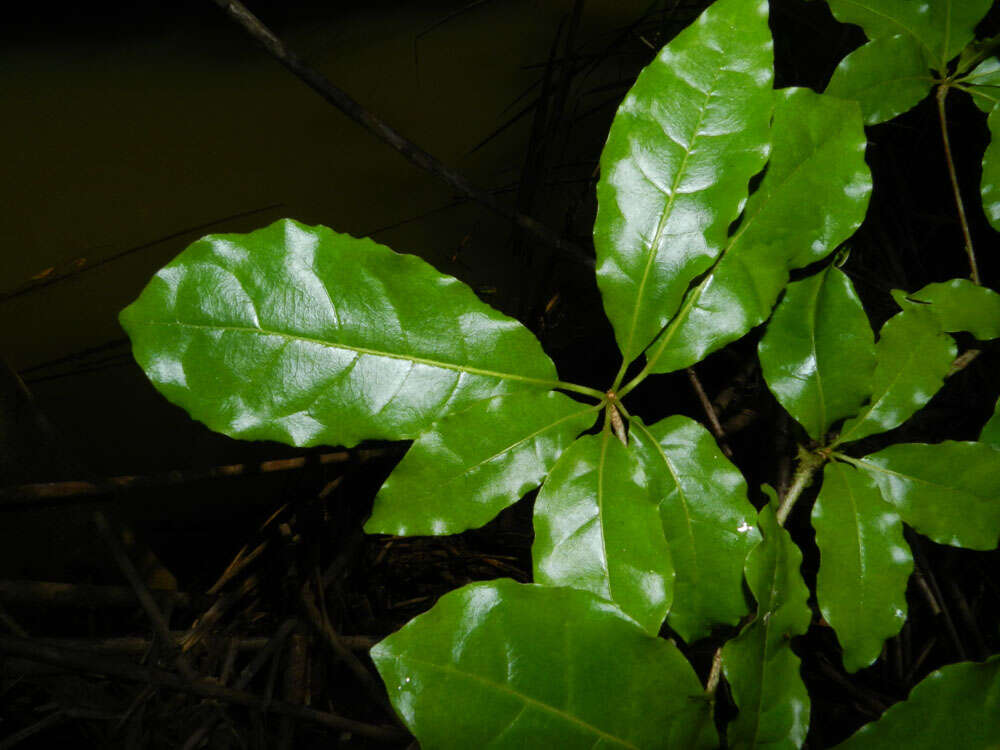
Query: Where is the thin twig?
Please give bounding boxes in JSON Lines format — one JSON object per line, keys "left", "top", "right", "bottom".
{"left": 0, "top": 447, "right": 395, "bottom": 508}
{"left": 93, "top": 511, "right": 201, "bottom": 683}
{"left": 686, "top": 367, "right": 733, "bottom": 456}
{"left": 0, "top": 580, "right": 206, "bottom": 610}
{"left": 206, "top": 0, "right": 592, "bottom": 268}
{"left": 936, "top": 85, "right": 980, "bottom": 285}
{"left": 0, "top": 634, "right": 409, "bottom": 742}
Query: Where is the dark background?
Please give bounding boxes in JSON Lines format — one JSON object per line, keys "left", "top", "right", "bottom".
{"left": 2, "top": 1, "right": 998, "bottom": 747}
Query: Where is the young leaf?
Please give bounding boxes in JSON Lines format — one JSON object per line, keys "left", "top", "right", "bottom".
{"left": 593, "top": 0, "right": 773, "bottom": 366}
{"left": 964, "top": 57, "right": 1000, "bottom": 113}
{"left": 759, "top": 265, "right": 876, "bottom": 441}
{"left": 372, "top": 580, "right": 716, "bottom": 749}
{"left": 834, "top": 306, "right": 956, "bottom": 446}
{"left": 646, "top": 87, "right": 871, "bottom": 375}
{"left": 982, "top": 105, "right": 1000, "bottom": 232}
{"left": 630, "top": 415, "right": 760, "bottom": 643}
{"left": 835, "top": 655, "right": 1000, "bottom": 749}
{"left": 894, "top": 278, "right": 1000, "bottom": 341}
{"left": 825, "top": 35, "right": 933, "bottom": 125}
{"left": 813, "top": 461, "right": 912, "bottom": 673}
{"left": 854, "top": 441, "right": 1000, "bottom": 550}
{"left": 980, "top": 396, "right": 1000, "bottom": 448}
{"left": 723, "top": 503, "right": 812, "bottom": 749}
{"left": 824, "top": 0, "right": 993, "bottom": 71}
{"left": 532, "top": 431, "right": 674, "bottom": 635}
{"left": 366, "top": 392, "right": 599, "bottom": 536}
{"left": 120, "top": 219, "right": 561, "bottom": 449}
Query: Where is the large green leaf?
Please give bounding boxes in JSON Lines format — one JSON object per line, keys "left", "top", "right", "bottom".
{"left": 593, "top": 0, "right": 773, "bottom": 366}
{"left": 834, "top": 306, "right": 956, "bottom": 445}
{"left": 982, "top": 105, "right": 1000, "bottom": 232}
{"left": 836, "top": 655, "right": 1000, "bottom": 749}
{"left": 645, "top": 87, "right": 871, "bottom": 375}
{"left": 854, "top": 441, "right": 1000, "bottom": 550}
{"left": 825, "top": 35, "right": 933, "bottom": 124}
{"left": 759, "top": 265, "right": 876, "bottom": 441}
{"left": 813, "top": 461, "right": 912, "bottom": 673}
{"left": 723, "top": 503, "right": 812, "bottom": 749}
{"left": 964, "top": 57, "right": 1000, "bottom": 113}
{"left": 532, "top": 431, "right": 674, "bottom": 634}
{"left": 894, "top": 279, "right": 1000, "bottom": 340}
{"left": 981, "top": 396, "right": 1000, "bottom": 448}
{"left": 372, "top": 580, "right": 716, "bottom": 749}
{"left": 630, "top": 415, "right": 760, "bottom": 643}
{"left": 365, "top": 392, "right": 599, "bottom": 536}
{"left": 120, "top": 219, "right": 561, "bottom": 449}
{"left": 824, "top": 0, "right": 993, "bottom": 71}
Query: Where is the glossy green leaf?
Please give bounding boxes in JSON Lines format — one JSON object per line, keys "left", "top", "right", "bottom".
{"left": 894, "top": 278, "right": 1000, "bottom": 340}
{"left": 835, "top": 306, "right": 956, "bottom": 445}
{"left": 854, "top": 441, "right": 1000, "bottom": 550}
{"left": 120, "top": 219, "right": 561, "bottom": 449}
{"left": 593, "top": 0, "right": 774, "bottom": 366}
{"left": 825, "top": 35, "right": 932, "bottom": 124}
{"left": 813, "top": 461, "right": 912, "bottom": 673}
{"left": 824, "top": 0, "right": 992, "bottom": 70}
{"left": 759, "top": 265, "right": 876, "bottom": 441}
{"left": 372, "top": 579, "right": 716, "bottom": 749}
{"left": 647, "top": 87, "right": 871, "bottom": 375}
{"left": 836, "top": 655, "right": 1000, "bottom": 749}
{"left": 963, "top": 57, "right": 1000, "bottom": 113}
{"left": 723, "top": 503, "right": 812, "bottom": 749}
{"left": 630, "top": 415, "right": 760, "bottom": 643}
{"left": 982, "top": 105, "right": 1000, "bottom": 232}
{"left": 366, "top": 392, "right": 599, "bottom": 536}
{"left": 532, "top": 431, "right": 674, "bottom": 634}
{"left": 980, "top": 396, "right": 1000, "bottom": 448}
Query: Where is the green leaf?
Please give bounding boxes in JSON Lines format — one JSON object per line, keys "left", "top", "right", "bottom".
{"left": 532, "top": 431, "right": 674, "bottom": 634}
{"left": 825, "top": 35, "right": 932, "bottom": 125}
{"left": 835, "top": 306, "right": 956, "bottom": 445}
{"left": 630, "top": 415, "right": 760, "bottom": 643}
{"left": 824, "top": 0, "right": 993, "bottom": 71}
{"left": 854, "top": 441, "right": 1000, "bottom": 550}
{"left": 980, "top": 396, "right": 1000, "bottom": 448}
{"left": 813, "top": 461, "right": 912, "bottom": 673}
{"left": 593, "top": 0, "right": 774, "bottom": 366}
{"left": 835, "top": 655, "right": 1000, "bottom": 749}
{"left": 723, "top": 503, "right": 812, "bottom": 749}
{"left": 372, "top": 579, "right": 716, "bottom": 749}
{"left": 894, "top": 278, "right": 1000, "bottom": 340}
{"left": 963, "top": 57, "right": 1000, "bottom": 113}
{"left": 365, "top": 392, "right": 599, "bottom": 536}
{"left": 120, "top": 219, "right": 561, "bottom": 449}
{"left": 759, "top": 265, "right": 876, "bottom": 441}
{"left": 646, "top": 87, "right": 871, "bottom": 375}
{"left": 982, "top": 105, "right": 1000, "bottom": 232}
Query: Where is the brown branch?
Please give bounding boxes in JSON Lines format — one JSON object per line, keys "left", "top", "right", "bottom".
{"left": 685, "top": 367, "right": 733, "bottom": 456}
{"left": 0, "top": 447, "right": 396, "bottom": 508}
{"left": 206, "top": 0, "right": 592, "bottom": 268}
{"left": 0, "top": 634, "right": 409, "bottom": 743}
{"left": 936, "top": 85, "right": 980, "bottom": 285}
{"left": 0, "top": 580, "right": 208, "bottom": 610}
{"left": 28, "top": 632, "right": 374, "bottom": 656}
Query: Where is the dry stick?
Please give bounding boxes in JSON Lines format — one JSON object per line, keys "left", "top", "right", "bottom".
{"left": 205, "top": 0, "right": 592, "bottom": 269}
{"left": 0, "top": 580, "right": 206, "bottom": 610}
{"left": 685, "top": 367, "right": 733, "bottom": 457}
{"left": 0, "top": 634, "right": 409, "bottom": 743}
{"left": 0, "top": 448, "right": 394, "bottom": 508}
{"left": 181, "top": 618, "right": 300, "bottom": 750}
{"left": 92, "top": 511, "right": 202, "bottom": 683}
{"left": 910, "top": 543, "right": 967, "bottom": 661}
{"left": 937, "top": 85, "right": 981, "bottom": 285}
{"left": 300, "top": 587, "right": 398, "bottom": 721}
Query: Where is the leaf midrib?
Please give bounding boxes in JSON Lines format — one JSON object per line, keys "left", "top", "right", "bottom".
{"left": 397, "top": 654, "right": 639, "bottom": 748}
{"left": 133, "top": 319, "right": 559, "bottom": 389}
